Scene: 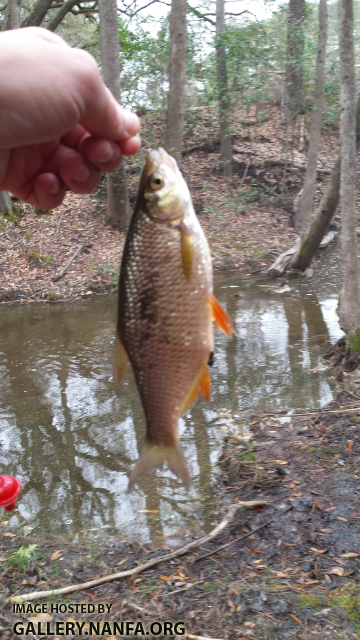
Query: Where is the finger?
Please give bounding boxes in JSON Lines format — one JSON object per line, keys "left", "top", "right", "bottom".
{"left": 61, "top": 124, "right": 89, "bottom": 150}
{"left": 56, "top": 145, "right": 100, "bottom": 194}
{"left": 81, "top": 137, "right": 121, "bottom": 172}
{"left": 25, "top": 26, "right": 70, "bottom": 48}
{"left": 119, "top": 135, "right": 142, "bottom": 157}
{"left": 79, "top": 75, "right": 140, "bottom": 143}
{"left": 30, "top": 173, "right": 66, "bottom": 209}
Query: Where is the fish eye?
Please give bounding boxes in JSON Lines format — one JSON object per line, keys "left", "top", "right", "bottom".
{"left": 149, "top": 173, "right": 163, "bottom": 190}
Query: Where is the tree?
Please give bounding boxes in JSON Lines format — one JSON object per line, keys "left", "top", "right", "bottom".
{"left": 164, "top": 0, "right": 187, "bottom": 163}
{"left": 338, "top": 0, "right": 360, "bottom": 347}
{"left": 285, "top": 0, "right": 305, "bottom": 122}
{"left": 216, "top": 0, "right": 232, "bottom": 177}
{"left": 268, "top": 95, "right": 360, "bottom": 277}
{"left": 98, "top": 0, "right": 129, "bottom": 230}
{"left": 8, "top": 0, "right": 20, "bottom": 29}
{"left": 294, "top": 0, "right": 327, "bottom": 232}
{"left": 0, "top": 0, "right": 19, "bottom": 215}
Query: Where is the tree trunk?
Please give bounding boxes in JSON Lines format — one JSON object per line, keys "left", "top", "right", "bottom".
{"left": 98, "top": 0, "right": 129, "bottom": 230}
{"left": 164, "top": 0, "right": 187, "bottom": 164}
{"left": 8, "top": 0, "right": 20, "bottom": 29}
{"left": 0, "top": 1, "right": 20, "bottom": 215}
{"left": 294, "top": 0, "right": 327, "bottom": 232}
{"left": 338, "top": 0, "right": 360, "bottom": 345}
{"left": 216, "top": 0, "right": 232, "bottom": 177}
{"left": 46, "top": 0, "right": 79, "bottom": 32}
{"left": 285, "top": 0, "right": 305, "bottom": 122}
{"left": 289, "top": 95, "right": 360, "bottom": 271}
{"left": 21, "top": 0, "right": 53, "bottom": 27}
{"left": 0, "top": 191, "right": 13, "bottom": 216}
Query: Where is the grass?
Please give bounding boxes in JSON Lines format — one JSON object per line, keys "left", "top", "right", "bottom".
{"left": 299, "top": 585, "right": 360, "bottom": 638}
{"left": 97, "top": 263, "right": 118, "bottom": 286}
{"left": 4, "top": 544, "right": 38, "bottom": 573}
{"left": 321, "top": 445, "right": 339, "bottom": 460}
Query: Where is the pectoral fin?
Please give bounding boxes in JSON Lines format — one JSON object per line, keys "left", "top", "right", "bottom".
{"left": 179, "top": 220, "right": 193, "bottom": 280}
{"left": 209, "top": 294, "right": 234, "bottom": 337}
{"left": 113, "top": 334, "right": 129, "bottom": 392}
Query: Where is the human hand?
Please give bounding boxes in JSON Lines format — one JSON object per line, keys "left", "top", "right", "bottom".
{"left": 0, "top": 27, "right": 141, "bottom": 209}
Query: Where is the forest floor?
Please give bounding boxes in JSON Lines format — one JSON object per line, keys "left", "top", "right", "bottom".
{"left": 0, "top": 105, "right": 341, "bottom": 304}
{"left": 2, "top": 346, "right": 360, "bottom": 639}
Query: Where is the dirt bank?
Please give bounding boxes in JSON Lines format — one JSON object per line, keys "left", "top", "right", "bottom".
{"left": 0, "top": 106, "right": 342, "bottom": 304}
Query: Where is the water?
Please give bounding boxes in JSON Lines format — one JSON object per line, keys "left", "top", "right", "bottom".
{"left": 0, "top": 249, "right": 343, "bottom": 543}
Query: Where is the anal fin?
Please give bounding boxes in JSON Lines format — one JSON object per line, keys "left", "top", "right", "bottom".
{"left": 209, "top": 294, "right": 234, "bottom": 337}
{"left": 113, "top": 334, "right": 129, "bottom": 393}
{"left": 199, "top": 366, "right": 211, "bottom": 402}
{"left": 180, "top": 376, "right": 200, "bottom": 414}
{"left": 181, "top": 360, "right": 211, "bottom": 414}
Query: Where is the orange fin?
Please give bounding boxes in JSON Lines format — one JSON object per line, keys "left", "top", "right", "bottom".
{"left": 181, "top": 361, "right": 211, "bottom": 414}
{"left": 127, "top": 442, "right": 191, "bottom": 492}
{"left": 113, "top": 334, "right": 129, "bottom": 393}
{"left": 180, "top": 376, "right": 200, "bottom": 414}
{"left": 209, "top": 294, "right": 234, "bottom": 337}
{"left": 199, "top": 366, "right": 211, "bottom": 402}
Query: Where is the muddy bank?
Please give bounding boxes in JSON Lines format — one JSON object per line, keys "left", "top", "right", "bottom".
{"left": 2, "top": 361, "right": 360, "bottom": 639}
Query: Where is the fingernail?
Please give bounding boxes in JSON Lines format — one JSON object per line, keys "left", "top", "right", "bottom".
{"left": 98, "top": 142, "right": 115, "bottom": 163}
{"left": 74, "top": 165, "right": 90, "bottom": 182}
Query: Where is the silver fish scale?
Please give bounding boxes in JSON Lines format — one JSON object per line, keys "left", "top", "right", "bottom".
{"left": 118, "top": 206, "right": 212, "bottom": 447}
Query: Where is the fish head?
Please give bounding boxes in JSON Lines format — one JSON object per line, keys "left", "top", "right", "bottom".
{"left": 140, "top": 148, "right": 190, "bottom": 222}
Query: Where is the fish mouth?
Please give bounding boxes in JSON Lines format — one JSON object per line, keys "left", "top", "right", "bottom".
{"left": 144, "top": 147, "right": 178, "bottom": 174}
{"left": 142, "top": 148, "right": 188, "bottom": 223}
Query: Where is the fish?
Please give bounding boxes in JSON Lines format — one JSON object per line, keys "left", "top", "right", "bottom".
{"left": 114, "top": 148, "right": 233, "bottom": 491}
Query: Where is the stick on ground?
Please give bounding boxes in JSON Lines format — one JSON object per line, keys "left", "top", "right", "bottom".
{"left": 194, "top": 504, "right": 293, "bottom": 561}
{"left": 52, "top": 244, "right": 92, "bottom": 282}
{"left": 10, "top": 500, "right": 266, "bottom": 603}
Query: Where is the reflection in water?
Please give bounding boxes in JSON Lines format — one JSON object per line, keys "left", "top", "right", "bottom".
{"left": 0, "top": 251, "right": 343, "bottom": 541}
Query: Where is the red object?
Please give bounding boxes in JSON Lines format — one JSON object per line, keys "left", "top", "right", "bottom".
{"left": 0, "top": 475, "right": 22, "bottom": 511}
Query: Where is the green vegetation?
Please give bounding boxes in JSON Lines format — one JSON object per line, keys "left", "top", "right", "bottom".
{"left": 299, "top": 585, "right": 360, "bottom": 638}
{"left": 42, "top": 254, "right": 51, "bottom": 266}
{"left": 350, "top": 328, "right": 360, "bottom": 354}
{"left": 27, "top": 250, "right": 41, "bottom": 264}
{"left": 321, "top": 445, "right": 339, "bottom": 460}
{"left": 3, "top": 204, "right": 22, "bottom": 224}
{"left": 4, "top": 544, "right": 38, "bottom": 573}
{"left": 35, "top": 209, "right": 52, "bottom": 217}
{"left": 97, "top": 263, "right": 118, "bottom": 285}
{"left": 27, "top": 251, "right": 52, "bottom": 266}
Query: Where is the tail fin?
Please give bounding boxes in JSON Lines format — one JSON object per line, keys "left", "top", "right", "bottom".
{"left": 127, "top": 442, "right": 191, "bottom": 492}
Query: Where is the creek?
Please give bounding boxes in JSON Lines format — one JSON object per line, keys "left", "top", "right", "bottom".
{"left": 0, "top": 248, "right": 343, "bottom": 544}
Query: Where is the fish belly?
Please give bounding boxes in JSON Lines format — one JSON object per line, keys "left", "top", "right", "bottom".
{"left": 118, "top": 209, "right": 212, "bottom": 448}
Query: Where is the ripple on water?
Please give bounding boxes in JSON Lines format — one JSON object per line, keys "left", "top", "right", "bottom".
{"left": 0, "top": 249, "right": 344, "bottom": 541}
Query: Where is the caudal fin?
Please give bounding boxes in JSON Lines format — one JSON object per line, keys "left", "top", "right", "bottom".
{"left": 127, "top": 442, "right": 191, "bottom": 492}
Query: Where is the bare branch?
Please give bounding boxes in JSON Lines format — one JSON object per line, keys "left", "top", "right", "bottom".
{"left": 46, "top": 0, "right": 79, "bottom": 30}
{"left": 188, "top": 4, "right": 215, "bottom": 25}
{"left": 118, "top": 0, "right": 170, "bottom": 17}
{"left": 226, "top": 10, "right": 255, "bottom": 17}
